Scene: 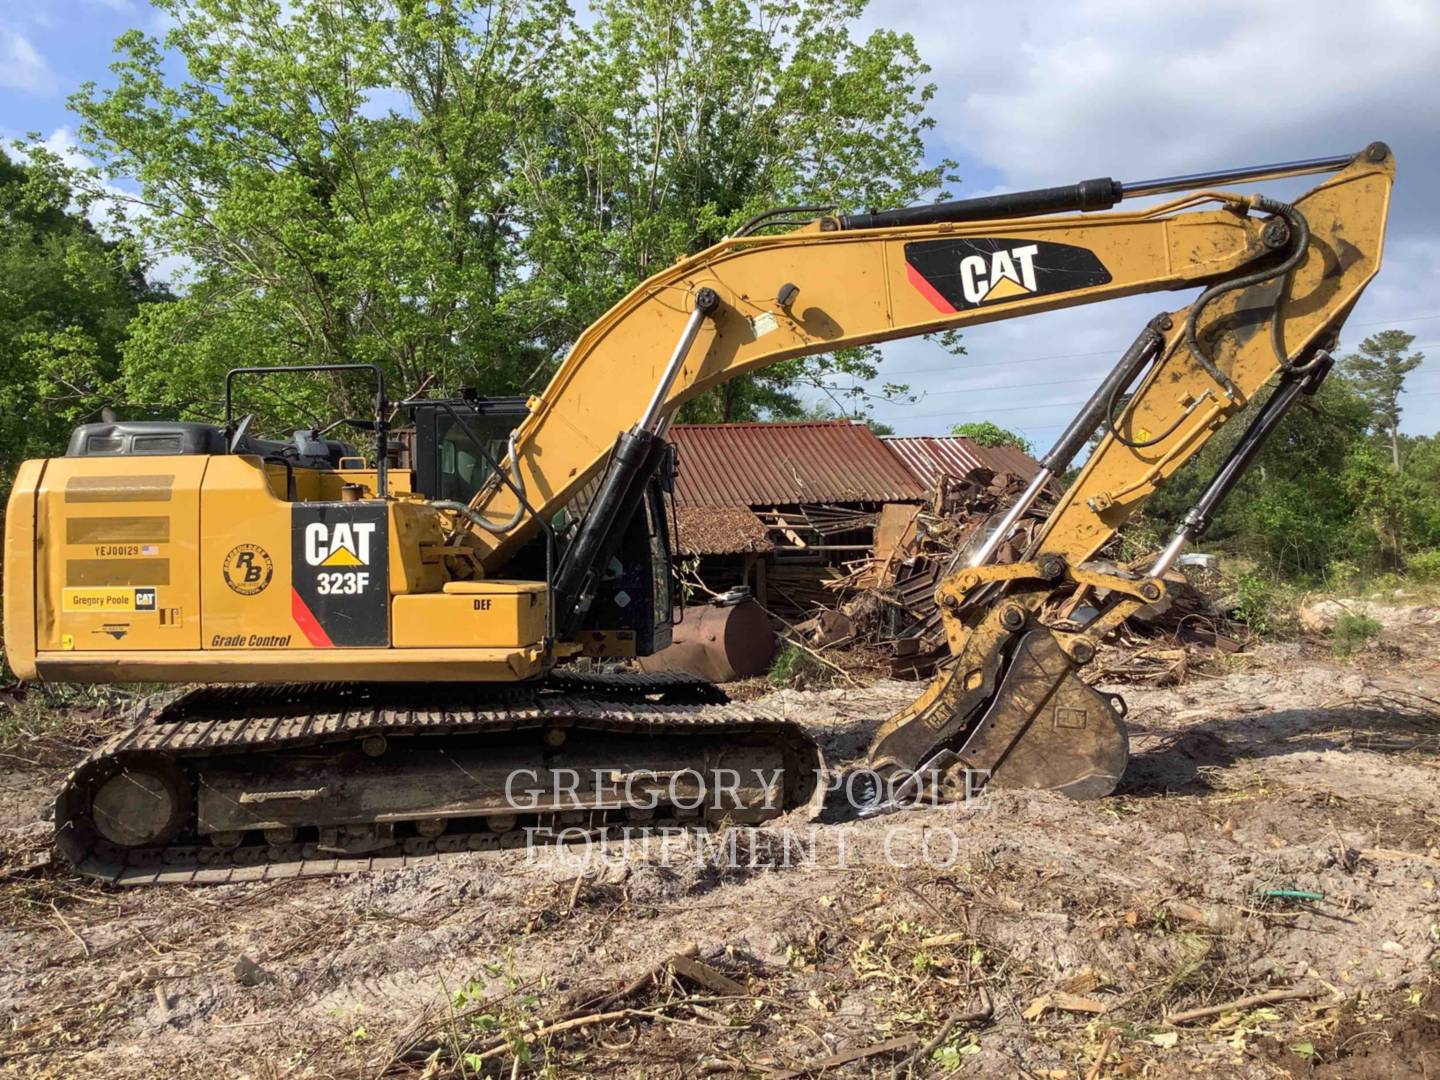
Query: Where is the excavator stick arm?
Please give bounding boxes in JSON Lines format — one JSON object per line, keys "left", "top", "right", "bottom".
{"left": 863, "top": 146, "right": 1393, "bottom": 799}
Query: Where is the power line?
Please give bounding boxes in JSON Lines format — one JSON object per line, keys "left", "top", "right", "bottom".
{"left": 874, "top": 347, "right": 1119, "bottom": 379}
{"left": 1350, "top": 312, "right": 1440, "bottom": 329}
{"left": 874, "top": 397, "right": 1092, "bottom": 422}
{"left": 896, "top": 373, "right": 1118, "bottom": 398}
{"left": 867, "top": 323, "right": 1440, "bottom": 381}
{"left": 894, "top": 369, "right": 1440, "bottom": 404}
{"left": 871, "top": 376, "right": 1440, "bottom": 424}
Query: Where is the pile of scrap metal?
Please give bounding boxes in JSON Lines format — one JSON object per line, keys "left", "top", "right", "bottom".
{"left": 819, "top": 467, "right": 1238, "bottom": 681}
{"left": 818, "top": 467, "right": 1052, "bottom": 677}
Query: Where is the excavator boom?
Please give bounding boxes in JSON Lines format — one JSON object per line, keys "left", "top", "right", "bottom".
{"left": 463, "top": 147, "right": 1391, "bottom": 569}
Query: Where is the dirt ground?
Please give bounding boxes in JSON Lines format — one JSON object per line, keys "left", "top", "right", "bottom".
{"left": 3, "top": 623, "right": 1439, "bottom": 1078}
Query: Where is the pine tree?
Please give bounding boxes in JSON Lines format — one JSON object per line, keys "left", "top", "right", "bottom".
{"left": 1342, "top": 330, "right": 1424, "bottom": 472}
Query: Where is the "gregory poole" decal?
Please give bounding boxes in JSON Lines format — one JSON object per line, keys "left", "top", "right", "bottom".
{"left": 905, "top": 238, "right": 1112, "bottom": 312}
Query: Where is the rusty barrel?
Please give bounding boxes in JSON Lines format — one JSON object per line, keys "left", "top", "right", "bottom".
{"left": 638, "top": 600, "right": 776, "bottom": 683}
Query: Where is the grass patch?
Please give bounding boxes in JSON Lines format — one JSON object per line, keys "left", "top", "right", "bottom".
{"left": 767, "top": 642, "right": 832, "bottom": 688}
{"left": 1331, "top": 612, "right": 1383, "bottom": 657}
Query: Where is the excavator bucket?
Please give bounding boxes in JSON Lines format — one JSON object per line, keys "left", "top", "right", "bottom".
{"left": 953, "top": 632, "right": 1128, "bottom": 799}
{"left": 867, "top": 629, "right": 1128, "bottom": 802}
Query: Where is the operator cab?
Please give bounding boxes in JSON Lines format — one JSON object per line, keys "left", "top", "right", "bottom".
{"left": 404, "top": 394, "right": 676, "bottom": 658}
{"left": 405, "top": 396, "right": 529, "bottom": 502}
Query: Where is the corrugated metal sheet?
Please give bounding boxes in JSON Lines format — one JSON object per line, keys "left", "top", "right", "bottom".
{"left": 881, "top": 436, "right": 1043, "bottom": 491}
{"left": 669, "top": 421, "right": 926, "bottom": 508}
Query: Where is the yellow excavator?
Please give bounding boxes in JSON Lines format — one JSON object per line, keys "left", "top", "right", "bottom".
{"left": 2, "top": 142, "right": 1393, "bottom": 883}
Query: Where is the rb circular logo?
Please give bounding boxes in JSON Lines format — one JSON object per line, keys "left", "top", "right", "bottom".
{"left": 222, "top": 544, "right": 273, "bottom": 596}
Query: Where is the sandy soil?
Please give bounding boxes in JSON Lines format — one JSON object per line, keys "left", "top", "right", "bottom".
{"left": 2, "top": 632, "right": 1439, "bottom": 1078}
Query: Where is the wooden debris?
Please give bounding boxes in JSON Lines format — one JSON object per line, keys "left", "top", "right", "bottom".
{"left": 670, "top": 954, "right": 748, "bottom": 996}
{"left": 1085, "top": 1026, "right": 1122, "bottom": 1080}
{"left": 1058, "top": 967, "right": 1104, "bottom": 996}
{"left": 812, "top": 463, "right": 1242, "bottom": 682}
{"left": 769, "top": 1035, "right": 919, "bottom": 1078}
{"left": 1024, "top": 991, "right": 1109, "bottom": 1021}
{"left": 821, "top": 467, "right": 1051, "bottom": 678}
{"left": 1164, "top": 900, "right": 1240, "bottom": 932}
{"left": 1163, "top": 986, "right": 1319, "bottom": 1025}
{"left": 792, "top": 609, "right": 855, "bottom": 648}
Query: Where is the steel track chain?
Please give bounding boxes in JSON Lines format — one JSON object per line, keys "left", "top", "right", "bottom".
{"left": 54, "top": 672, "right": 818, "bottom": 886}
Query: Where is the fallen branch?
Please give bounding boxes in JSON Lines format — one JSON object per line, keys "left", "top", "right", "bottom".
{"left": 50, "top": 901, "right": 89, "bottom": 958}
{"left": 405, "top": 943, "right": 707, "bottom": 1067}
{"left": 580, "top": 942, "right": 700, "bottom": 1013}
{"left": 565, "top": 870, "right": 586, "bottom": 913}
{"left": 1361, "top": 846, "right": 1440, "bottom": 868}
{"left": 1164, "top": 986, "right": 1318, "bottom": 1025}
{"left": 463, "top": 1009, "right": 632, "bottom": 1065}
{"left": 893, "top": 987, "right": 993, "bottom": 1077}
{"left": 1024, "top": 990, "right": 1108, "bottom": 1021}
{"left": 670, "top": 954, "right": 748, "bottom": 996}
{"left": 1085, "top": 1026, "right": 1120, "bottom": 1080}
{"left": 771, "top": 1035, "right": 919, "bottom": 1078}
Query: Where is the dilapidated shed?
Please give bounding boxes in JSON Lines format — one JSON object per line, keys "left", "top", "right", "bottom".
{"left": 624, "top": 421, "right": 1047, "bottom": 618}
{"left": 666, "top": 420, "right": 926, "bottom": 612}
{"left": 882, "top": 434, "right": 1044, "bottom": 490}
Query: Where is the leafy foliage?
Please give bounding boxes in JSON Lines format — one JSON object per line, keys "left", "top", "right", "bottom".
{"left": 1146, "top": 376, "right": 1373, "bottom": 577}
{"left": 768, "top": 641, "right": 830, "bottom": 688}
{"left": 0, "top": 150, "right": 162, "bottom": 500}
{"left": 1331, "top": 611, "right": 1382, "bottom": 657}
{"left": 68, "top": 0, "right": 567, "bottom": 423}
{"left": 950, "top": 421, "right": 1032, "bottom": 453}
{"left": 1230, "top": 570, "right": 1298, "bottom": 637}
{"left": 1144, "top": 351, "right": 1440, "bottom": 581}
{"left": 48, "top": 0, "right": 952, "bottom": 431}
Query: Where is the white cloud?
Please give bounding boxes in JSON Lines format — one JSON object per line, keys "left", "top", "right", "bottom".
{"left": 865, "top": 0, "right": 1440, "bottom": 183}
{"left": 844, "top": 0, "right": 1440, "bottom": 439}
{"left": 85, "top": 0, "right": 136, "bottom": 11}
{"left": 34, "top": 126, "right": 196, "bottom": 287}
{"left": 23, "top": 126, "right": 132, "bottom": 230}
{"left": 0, "top": 26, "right": 57, "bottom": 93}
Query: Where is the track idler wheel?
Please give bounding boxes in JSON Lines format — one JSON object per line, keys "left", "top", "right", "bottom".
{"left": 72, "top": 754, "right": 191, "bottom": 849}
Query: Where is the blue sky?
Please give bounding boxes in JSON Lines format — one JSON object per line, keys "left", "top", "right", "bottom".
{"left": 3, "top": 0, "right": 1439, "bottom": 446}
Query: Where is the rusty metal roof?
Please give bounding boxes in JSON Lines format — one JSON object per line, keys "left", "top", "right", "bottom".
{"left": 669, "top": 421, "right": 926, "bottom": 508}
{"left": 881, "top": 436, "right": 1043, "bottom": 490}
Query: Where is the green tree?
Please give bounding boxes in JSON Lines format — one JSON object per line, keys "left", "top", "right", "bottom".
{"left": 66, "top": 0, "right": 569, "bottom": 426}
{"left": 47, "top": 0, "right": 952, "bottom": 430}
{"left": 511, "top": 0, "right": 952, "bottom": 421}
{"left": 1342, "top": 330, "right": 1423, "bottom": 472}
{"left": 1339, "top": 440, "right": 1413, "bottom": 569}
{"left": 1143, "top": 374, "right": 1375, "bottom": 578}
{"left": 950, "top": 421, "right": 1032, "bottom": 454}
{"left": 0, "top": 150, "right": 162, "bottom": 499}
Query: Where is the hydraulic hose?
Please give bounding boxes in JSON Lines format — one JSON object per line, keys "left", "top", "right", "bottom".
{"left": 1184, "top": 197, "right": 1311, "bottom": 399}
